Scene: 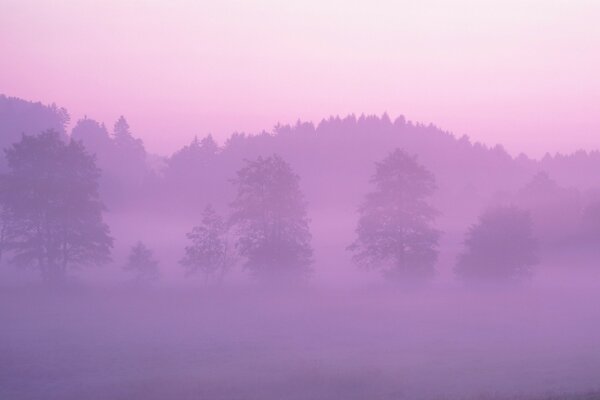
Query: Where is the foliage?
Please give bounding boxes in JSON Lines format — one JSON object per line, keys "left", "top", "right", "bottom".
{"left": 0, "top": 130, "right": 113, "bottom": 283}
{"left": 230, "top": 154, "right": 313, "bottom": 283}
{"left": 455, "top": 206, "right": 538, "bottom": 283}
{"left": 180, "top": 205, "right": 233, "bottom": 282}
{"left": 349, "top": 149, "right": 440, "bottom": 282}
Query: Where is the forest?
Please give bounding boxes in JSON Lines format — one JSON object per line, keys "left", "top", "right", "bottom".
{"left": 1, "top": 94, "right": 599, "bottom": 287}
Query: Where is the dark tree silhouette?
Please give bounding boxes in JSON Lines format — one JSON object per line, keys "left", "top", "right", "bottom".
{"left": 230, "top": 154, "right": 312, "bottom": 283}
{"left": 124, "top": 242, "right": 159, "bottom": 282}
{"left": 0, "top": 130, "right": 113, "bottom": 283}
{"left": 349, "top": 149, "right": 440, "bottom": 282}
{"left": 455, "top": 206, "right": 538, "bottom": 283}
{"left": 180, "top": 205, "right": 233, "bottom": 282}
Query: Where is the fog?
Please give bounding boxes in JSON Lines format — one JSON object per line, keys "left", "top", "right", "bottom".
{"left": 2, "top": 95, "right": 600, "bottom": 399}
{"left": 2, "top": 286, "right": 600, "bottom": 400}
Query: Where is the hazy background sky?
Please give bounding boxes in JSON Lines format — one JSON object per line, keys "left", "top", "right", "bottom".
{"left": 1, "top": 0, "right": 599, "bottom": 158}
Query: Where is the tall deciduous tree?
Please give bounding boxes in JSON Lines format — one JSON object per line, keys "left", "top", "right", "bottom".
{"left": 180, "top": 205, "right": 233, "bottom": 282}
{"left": 455, "top": 206, "right": 538, "bottom": 283}
{"left": 0, "top": 130, "right": 113, "bottom": 283}
{"left": 230, "top": 154, "right": 312, "bottom": 283}
{"left": 349, "top": 149, "right": 439, "bottom": 282}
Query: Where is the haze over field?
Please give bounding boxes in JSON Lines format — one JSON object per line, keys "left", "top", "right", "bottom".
{"left": 2, "top": 1, "right": 600, "bottom": 400}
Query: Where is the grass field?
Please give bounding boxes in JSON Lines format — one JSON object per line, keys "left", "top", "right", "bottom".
{"left": 1, "top": 284, "right": 599, "bottom": 400}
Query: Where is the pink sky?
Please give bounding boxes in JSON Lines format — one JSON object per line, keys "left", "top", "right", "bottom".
{"left": 1, "top": 0, "right": 599, "bottom": 157}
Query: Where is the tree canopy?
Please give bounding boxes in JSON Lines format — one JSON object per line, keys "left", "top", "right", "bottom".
{"left": 229, "top": 154, "right": 313, "bottom": 283}
{"left": 0, "top": 130, "right": 113, "bottom": 283}
{"left": 349, "top": 149, "right": 440, "bottom": 282}
{"left": 455, "top": 206, "right": 538, "bottom": 283}
{"left": 180, "top": 205, "right": 232, "bottom": 282}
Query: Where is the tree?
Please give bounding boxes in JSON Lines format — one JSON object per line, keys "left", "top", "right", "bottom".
{"left": 180, "top": 205, "right": 233, "bottom": 282}
{"left": 71, "top": 117, "right": 112, "bottom": 157}
{"left": 113, "top": 116, "right": 145, "bottom": 158}
{"left": 111, "top": 116, "right": 148, "bottom": 196}
{"left": 0, "top": 130, "right": 113, "bottom": 283}
{"left": 164, "top": 135, "right": 223, "bottom": 209}
{"left": 230, "top": 154, "right": 312, "bottom": 283}
{"left": 515, "top": 171, "right": 581, "bottom": 246}
{"left": 124, "top": 242, "right": 159, "bottom": 282}
{"left": 348, "top": 149, "right": 439, "bottom": 282}
{"left": 0, "top": 95, "right": 70, "bottom": 169}
{"left": 455, "top": 206, "right": 538, "bottom": 283}
{"left": 167, "top": 135, "right": 219, "bottom": 175}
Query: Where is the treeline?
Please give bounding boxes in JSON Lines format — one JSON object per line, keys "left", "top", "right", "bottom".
{"left": 0, "top": 130, "right": 543, "bottom": 285}
{"left": 2, "top": 94, "right": 600, "bottom": 286}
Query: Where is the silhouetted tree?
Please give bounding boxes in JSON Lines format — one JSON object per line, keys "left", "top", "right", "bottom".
{"left": 230, "top": 154, "right": 312, "bottom": 283}
{"left": 348, "top": 149, "right": 439, "bottom": 282}
{"left": 167, "top": 135, "right": 219, "bottom": 175}
{"left": 71, "top": 117, "right": 112, "bottom": 157}
{"left": 515, "top": 171, "right": 581, "bottom": 246}
{"left": 113, "top": 116, "right": 145, "bottom": 157}
{"left": 0, "top": 130, "right": 113, "bottom": 283}
{"left": 198, "top": 134, "right": 219, "bottom": 157}
{"left": 111, "top": 116, "right": 147, "bottom": 191}
{"left": 0, "top": 95, "right": 69, "bottom": 169}
{"left": 180, "top": 205, "right": 233, "bottom": 282}
{"left": 70, "top": 116, "right": 151, "bottom": 209}
{"left": 124, "top": 242, "right": 159, "bottom": 282}
{"left": 163, "top": 135, "right": 225, "bottom": 210}
{"left": 455, "top": 206, "right": 538, "bottom": 283}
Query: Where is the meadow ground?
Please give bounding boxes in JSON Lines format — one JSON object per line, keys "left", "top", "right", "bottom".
{"left": 1, "top": 283, "right": 599, "bottom": 400}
